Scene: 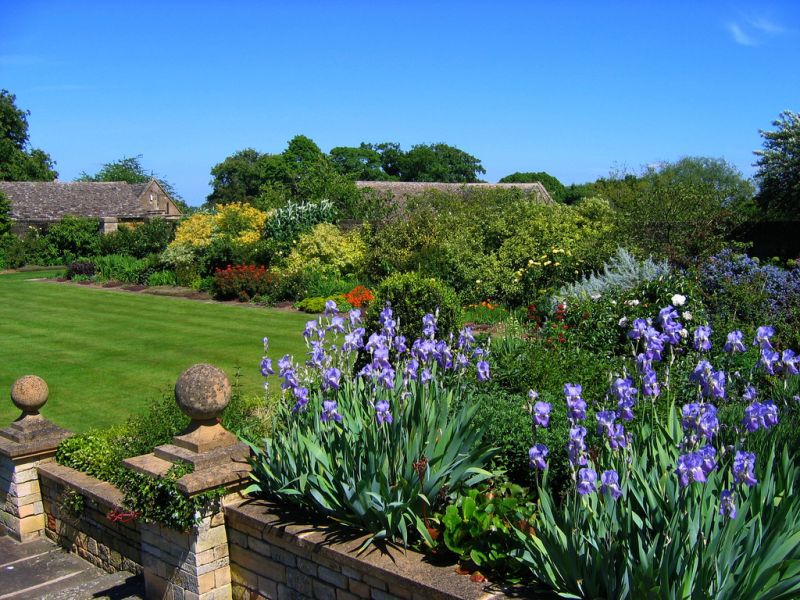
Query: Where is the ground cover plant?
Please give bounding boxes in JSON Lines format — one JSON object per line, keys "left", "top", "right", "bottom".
{"left": 0, "top": 270, "right": 309, "bottom": 430}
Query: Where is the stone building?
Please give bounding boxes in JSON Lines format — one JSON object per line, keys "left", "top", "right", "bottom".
{"left": 354, "top": 180, "right": 554, "bottom": 204}
{"left": 0, "top": 179, "right": 182, "bottom": 234}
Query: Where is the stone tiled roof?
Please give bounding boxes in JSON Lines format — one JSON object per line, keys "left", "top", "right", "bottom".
{"left": 355, "top": 181, "right": 553, "bottom": 204}
{"left": 0, "top": 181, "right": 154, "bottom": 220}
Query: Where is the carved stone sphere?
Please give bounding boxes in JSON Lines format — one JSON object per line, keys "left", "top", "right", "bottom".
{"left": 175, "top": 364, "right": 231, "bottom": 421}
{"left": 11, "top": 375, "right": 49, "bottom": 414}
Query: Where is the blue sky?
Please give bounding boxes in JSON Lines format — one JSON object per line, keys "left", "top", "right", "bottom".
{"left": 2, "top": 1, "right": 798, "bottom": 205}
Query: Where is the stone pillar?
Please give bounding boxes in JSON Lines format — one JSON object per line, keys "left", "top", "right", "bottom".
{"left": 0, "top": 376, "right": 71, "bottom": 542}
{"left": 124, "top": 364, "right": 251, "bottom": 600}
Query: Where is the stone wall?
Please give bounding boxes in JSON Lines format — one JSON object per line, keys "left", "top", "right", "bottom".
{"left": 38, "top": 463, "right": 142, "bottom": 575}
{"left": 225, "top": 500, "right": 511, "bottom": 600}
{"left": 0, "top": 453, "right": 49, "bottom": 541}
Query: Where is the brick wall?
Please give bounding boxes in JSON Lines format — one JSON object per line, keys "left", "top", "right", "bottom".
{"left": 38, "top": 463, "right": 141, "bottom": 575}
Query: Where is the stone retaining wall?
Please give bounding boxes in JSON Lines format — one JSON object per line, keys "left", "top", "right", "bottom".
{"left": 0, "top": 453, "right": 48, "bottom": 541}
{"left": 225, "top": 500, "right": 512, "bottom": 600}
{"left": 38, "top": 463, "right": 142, "bottom": 575}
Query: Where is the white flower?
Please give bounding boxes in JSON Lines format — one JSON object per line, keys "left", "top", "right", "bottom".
{"left": 618, "top": 317, "right": 628, "bottom": 327}
{"left": 610, "top": 300, "right": 617, "bottom": 305}
{"left": 682, "top": 311, "right": 693, "bottom": 321}
{"left": 590, "top": 293, "right": 601, "bottom": 300}
{"left": 680, "top": 328, "right": 689, "bottom": 338}
{"left": 671, "top": 294, "right": 687, "bottom": 307}
{"left": 625, "top": 299, "right": 640, "bottom": 307}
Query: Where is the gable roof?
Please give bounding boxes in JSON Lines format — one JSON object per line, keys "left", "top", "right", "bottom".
{"left": 0, "top": 180, "right": 175, "bottom": 220}
{"left": 355, "top": 181, "right": 554, "bottom": 204}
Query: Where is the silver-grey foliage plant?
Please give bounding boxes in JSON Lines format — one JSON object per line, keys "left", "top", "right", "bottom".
{"left": 554, "top": 247, "right": 670, "bottom": 305}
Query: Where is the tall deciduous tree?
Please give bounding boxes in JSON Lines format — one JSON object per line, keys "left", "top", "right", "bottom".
{"left": 0, "top": 89, "right": 58, "bottom": 181}
{"left": 500, "top": 171, "right": 567, "bottom": 202}
{"left": 398, "top": 143, "right": 485, "bottom": 183}
{"left": 754, "top": 110, "right": 800, "bottom": 221}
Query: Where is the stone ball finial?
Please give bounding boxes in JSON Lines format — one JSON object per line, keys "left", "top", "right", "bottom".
{"left": 11, "top": 375, "right": 49, "bottom": 414}
{"left": 175, "top": 364, "right": 231, "bottom": 421}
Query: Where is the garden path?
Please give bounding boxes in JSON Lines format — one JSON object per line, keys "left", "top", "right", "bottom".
{"left": 0, "top": 532, "right": 143, "bottom": 599}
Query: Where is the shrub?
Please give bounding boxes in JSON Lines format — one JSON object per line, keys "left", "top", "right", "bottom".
{"left": 92, "top": 254, "right": 148, "bottom": 283}
{"left": 262, "top": 199, "right": 337, "bottom": 249}
{"left": 367, "top": 272, "right": 461, "bottom": 339}
{"left": 283, "top": 223, "right": 366, "bottom": 278}
{"left": 250, "top": 307, "right": 495, "bottom": 547}
{"left": 343, "top": 284, "right": 374, "bottom": 309}
{"left": 295, "top": 294, "right": 350, "bottom": 313}
{"left": 44, "top": 216, "right": 101, "bottom": 263}
{"left": 99, "top": 218, "right": 175, "bottom": 258}
{"left": 212, "top": 264, "right": 279, "bottom": 301}
{"left": 146, "top": 270, "right": 177, "bottom": 286}
{"left": 66, "top": 260, "right": 96, "bottom": 279}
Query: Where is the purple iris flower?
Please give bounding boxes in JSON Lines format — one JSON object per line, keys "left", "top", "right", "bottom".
{"left": 260, "top": 357, "right": 274, "bottom": 377}
{"left": 723, "top": 330, "right": 746, "bottom": 354}
{"left": 343, "top": 328, "right": 365, "bottom": 353}
{"left": 760, "top": 346, "right": 780, "bottom": 375}
{"left": 742, "top": 400, "right": 779, "bottom": 432}
{"left": 601, "top": 470, "right": 622, "bottom": 500}
{"left": 697, "top": 445, "right": 717, "bottom": 476}
{"left": 349, "top": 308, "right": 362, "bottom": 326}
{"left": 576, "top": 468, "right": 597, "bottom": 495}
{"left": 375, "top": 399, "right": 393, "bottom": 425}
{"left": 754, "top": 326, "right": 775, "bottom": 349}
{"left": 742, "top": 384, "right": 758, "bottom": 402}
{"left": 533, "top": 401, "right": 551, "bottom": 427}
{"left": 405, "top": 358, "right": 419, "bottom": 382}
{"left": 636, "top": 353, "right": 652, "bottom": 375}
{"left": 422, "top": 313, "right": 437, "bottom": 339}
{"left": 682, "top": 402, "right": 719, "bottom": 439}
{"left": 642, "top": 369, "right": 661, "bottom": 398}
{"left": 567, "top": 426, "right": 588, "bottom": 467}
{"left": 420, "top": 368, "right": 433, "bottom": 385}
{"left": 706, "top": 370, "right": 726, "bottom": 400}
{"left": 292, "top": 386, "right": 309, "bottom": 413}
{"left": 322, "top": 367, "right": 341, "bottom": 392}
{"left": 733, "top": 451, "right": 758, "bottom": 486}
{"left": 476, "top": 360, "right": 490, "bottom": 382}
{"left": 435, "top": 341, "right": 453, "bottom": 370}
{"left": 628, "top": 318, "right": 649, "bottom": 340}
{"left": 693, "top": 325, "right": 712, "bottom": 352}
{"left": 609, "top": 424, "right": 628, "bottom": 450}
{"left": 779, "top": 350, "right": 799, "bottom": 376}
{"left": 373, "top": 346, "right": 391, "bottom": 368}
{"left": 281, "top": 369, "right": 299, "bottom": 391}
{"left": 393, "top": 335, "right": 408, "bottom": 354}
{"left": 278, "top": 354, "right": 292, "bottom": 376}
{"left": 324, "top": 299, "right": 338, "bottom": 316}
{"left": 719, "top": 490, "right": 737, "bottom": 519}
{"left": 327, "top": 315, "right": 346, "bottom": 333}
{"left": 458, "top": 327, "right": 475, "bottom": 349}
{"left": 303, "top": 320, "right": 319, "bottom": 339}
{"left": 529, "top": 444, "right": 548, "bottom": 470}
{"left": 596, "top": 410, "right": 617, "bottom": 437}
{"left": 320, "top": 399, "right": 343, "bottom": 423}
{"left": 454, "top": 353, "right": 470, "bottom": 370}
{"left": 676, "top": 450, "right": 708, "bottom": 487}
{"left": 644, "top": 327, "right": 667, "bottom": 361}
{"left": 565, "top": 383, "right": 586, "bottom": 421}
{"left": 377, "top": 366, "right": 396, "bottom": 390}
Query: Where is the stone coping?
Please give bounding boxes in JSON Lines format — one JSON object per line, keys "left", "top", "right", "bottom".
{"left": 37, "top": 462, "right": 125, "bottom": 509}
{"left": 0, "top": 427, "right": 71, "bottom": 459}
{"left": 225, "top": 499, "right": 544, "bottom": 600}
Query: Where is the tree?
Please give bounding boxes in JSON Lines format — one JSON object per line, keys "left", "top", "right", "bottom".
{"left": 0, "top": 89, "right": 58, "bottom": 181}
{"left": 500, "top": 171, "right": 567, "bottom": 202}
{"left": 207, "top": 148, "right": 274, "bottom": 207}
{"left": 0, "top": 190, "right": 11, "bottom": 237}
{"left": 754, "top": 110, "right": 800, "bottom": 221}
{"left": 398, "top": 143, "right": 485, "bottom": 183}
{"left": 77, "top": 155, "right": 189, "bottom": 213}
{"left": 329, "top": 144, "right": 389, "bottom": 181}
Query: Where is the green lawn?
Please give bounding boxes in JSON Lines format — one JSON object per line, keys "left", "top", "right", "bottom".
{"left": 0, "top": 271, "right": 310, "bottom": 432}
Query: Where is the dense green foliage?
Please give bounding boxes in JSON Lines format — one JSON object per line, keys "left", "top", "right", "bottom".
{"left": 0, "top": 89, "right": 58, "bottom": 181}
{"left": 368, "top": 272, "right": 461, "bottom": 339}
{"left": 499, "top": 171, "right": 566, "bottom": 202}
{"left": 97, "top": 218, "right": 175, "bottom": 258}
{"left": 754, "top": 110, "right": 800, "bottom": 222}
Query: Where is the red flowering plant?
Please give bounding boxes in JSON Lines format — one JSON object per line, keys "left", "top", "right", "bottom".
{"left": 343, "top": 284, "right": 375, "bottom": 309}
{"left": 212, "top": 264, "right": 278, "bottom": 302}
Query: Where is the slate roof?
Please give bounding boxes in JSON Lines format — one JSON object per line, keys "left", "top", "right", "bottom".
{"left": 354, "top": 181, "right": 554, "bottom": 204}
{"left": 0, "top": 181, "right": 156, "bottom": 220}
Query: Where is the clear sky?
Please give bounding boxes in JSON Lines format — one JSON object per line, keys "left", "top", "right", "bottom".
{"left": 2, "top": 1, "right": 798, "bottom": 205}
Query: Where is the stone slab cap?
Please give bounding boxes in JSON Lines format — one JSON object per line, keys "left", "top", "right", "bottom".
{"left": 122, "top": 453, "right": 173, "bottom": 478}
{"left": 154, "top": 441, "right": 250, "bottom": 470}
{"left": 0, "top": 375, "right": 71, "bottom": 457}
{"left": 173, "top": 363, "right": 236, "bottom": 453}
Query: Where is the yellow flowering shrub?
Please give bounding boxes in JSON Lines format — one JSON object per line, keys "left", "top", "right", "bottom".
{"left": 215, "top": 202, "right": 268, "bottom": 242}
{"left": 173, "top": 212, "right": 215, "bottom": 248}
{"left": 284, "top": 223, "right": 366, "bottom": 276}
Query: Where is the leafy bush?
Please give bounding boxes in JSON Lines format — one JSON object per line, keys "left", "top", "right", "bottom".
{"left": 98, "top": 218, "right": 175, "bottom": 258}
{"left": 367, "top": 272, "right": 461, "bottom": 339}
{"left": 146, "top": 270, "right": 177, "bottom": 286}
{"left": 44, "top": 216, "right": 101, "bottom": 263}
{"left": 262, "top": 199, "right": 337, "bottom": 249}
{"left": 92, "top": 254, "right": 148, "bottom": 283}
{"left": 212, "top": 264, "right": 279, "bottom": 301}
{"left": 66, "top": 260, "right": 96, "bottom": 279}
{"left": 554, "top": 247, "right": 670, "bottom": 304}
{"left": 283, "top": 223, "right": 366, "bottom": 278}
{"left": 295, "top": 294, "right": 350, "bottom": 313}
{"left": 439, "top": 480, "right": 535, "bottom": 578}
{"left": 250, "top": 307, "right": 495, "bottom": 547}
